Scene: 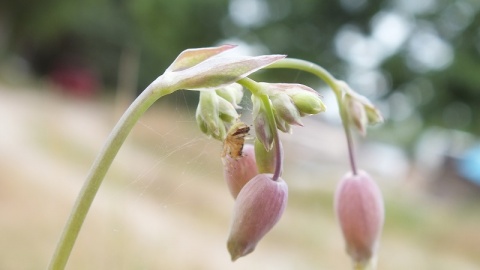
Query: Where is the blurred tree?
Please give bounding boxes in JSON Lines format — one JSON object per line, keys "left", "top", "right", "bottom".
{"left": 0, "top": 0, "right": 227, "bottom": 88}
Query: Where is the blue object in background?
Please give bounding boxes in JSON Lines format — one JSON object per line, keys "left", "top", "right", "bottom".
{"left": 457, "top": 145, "right": 480, "bottom": 186}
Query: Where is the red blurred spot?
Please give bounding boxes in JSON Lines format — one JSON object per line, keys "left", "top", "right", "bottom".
{"left": 50, "top": 65, "right": 100, "bottom": 98}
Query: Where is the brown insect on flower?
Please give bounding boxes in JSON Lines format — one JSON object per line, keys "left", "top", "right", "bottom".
{"left": 222, "top": 121, "right": 250, "bottom": 159}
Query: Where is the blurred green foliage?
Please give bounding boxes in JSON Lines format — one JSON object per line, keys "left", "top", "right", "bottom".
{"left": 1, "top": 0, "right": 479, "bottom": 136}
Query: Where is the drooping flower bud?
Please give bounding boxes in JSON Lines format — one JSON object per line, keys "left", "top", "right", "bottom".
{"left": 222, "top": 144, "right": 258, "bottom": 198}
{"left": 253, "top": 82, "right": 325, "bottom": 134}
{"left": 227, "top": 174, "right": 288, "bottom": 261}
{"left": 252, "top": 95, "right": 274, "bottom": 150}
{"left": 290, "top": 90, "right": 326, "bottom": 115}
{"left": 195, "top": 91, "right": 226, "bottom": 140}
{"left": 346, "top": 95, "right": 368, "bottom": 136}
{"left": 364, "top": 104, "right": 383, "bottom": 125}
{"left": 273, "top": 111, "right": 292, "bottom": 133}
{"left": 270, "top": 93, "right": 303, "bottom": 126}
{"left": 217, "top": 95, "right": 239, "bottom": 124}
{"left": 334, "top": 170, "right": 384, "bottom": 269}
{"left": 337, "top": 81, "right": 383, "bottom": 136}
{"left": 216, "top": 83, "right": 244, "bottom": 108}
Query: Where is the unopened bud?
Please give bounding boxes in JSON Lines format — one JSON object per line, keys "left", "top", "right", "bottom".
{"left": 338, "top": 81, "right": 383, "bottom": 135}
{"left": 274, "top": 112, "right": 292, "bottom": 134}
{"left": 252, "top": 96, "right": 274, "bottom": 150}
{"left": 222, "top": 144, "right": 258, "bottom": 198}
{"left": 347, "top": 96, "right": 368, "bottom": 136}
{"left": 334, "top": 170, "right": 384, "bottom": 269}
{"left": 195, "top": 91, "right": 226, "bottom": 140}
{"left": 290, "top": 91, "right": 326, "bottom": 115}
{"left": 216, "top": 83, "right": 244, "bottom": 108}
{"left": 365, "top": 105, "right": 384, "bottom": 125}
{"left": 271, "top": 93, "right": 303, "bottom": 126}
{"left": 227, "top": 174, "right": 288, "bottom": 261}
{"left": 217, "top": 96, "right": 239, "bottom": 124}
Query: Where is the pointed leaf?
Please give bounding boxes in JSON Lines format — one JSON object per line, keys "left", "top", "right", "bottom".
{"left": 176, "top": 55, "right": 286, "bottom": 91}
{"left": 166, "top": 45, "right": 236, "bottom": 72}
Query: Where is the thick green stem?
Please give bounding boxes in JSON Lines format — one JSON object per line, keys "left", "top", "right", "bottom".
{"left": 48, "top": 77, "right": 174, "bottom": 270}
{"left": 266, "top": 58, "right": 358, "bottom": 175}
{"left": 237, "top": 78, "right": 283, "bottom": 180}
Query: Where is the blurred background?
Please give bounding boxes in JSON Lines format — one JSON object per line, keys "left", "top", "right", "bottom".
{"left": 1, "top": 0, "right": 480, "bottom": 269}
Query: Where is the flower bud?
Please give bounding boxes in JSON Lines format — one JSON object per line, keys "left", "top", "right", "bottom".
{"left": 217, "top": 95, "right": 239, "bottom": 124}
{"left": 222, "top": 144, "right": 258, "bottom": 198}
{"left": 338, "top": 81, "right": 383, "bottom": 135}
{"left": 290, "top": 91, "right": 326, "bottom": 115}
{"left": 271, "top": 93, "right": 303, "bottom": 126}
{"left": 227, "top": 174, "right": 288, "bottom": 261}
{"left": 334, "top": 170, "right": 384, "bottom": 269}
{"left": 195, "top": 91, "right": 226, "bottom": 140}
{"left": 347, "top": 96, "right": 368, "bottom": 136}
{"left": 252, "top": 96, "right": 274, "bottom": 150}
{"left": 216, "top": 83, "right": 244, "bottom": 108}
{"left": 273, "top": 112, "right": 292, "bottom": 133}
{"left": 365, "top": 105, "right": 384, "bottom": 125}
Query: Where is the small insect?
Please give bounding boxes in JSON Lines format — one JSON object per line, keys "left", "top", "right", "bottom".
{"left": 222, "top": 121, "right": 250, "bottom": 159}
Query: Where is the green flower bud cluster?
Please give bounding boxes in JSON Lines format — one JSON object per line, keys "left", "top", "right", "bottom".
{"left": 262, "top": 83, "right": 326, "bottom": 133}
{"left": 252, "top": 82, "right": 326, "bottom": 150}
{"left": 196, "top": 84, "right": 244, "bottom": 140}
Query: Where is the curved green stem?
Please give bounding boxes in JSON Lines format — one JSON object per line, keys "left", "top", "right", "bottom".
{"left": 260, "top": 93, "right": 283, "bottom": 180}
{"left": 336, "top": 91, "right": 358, "bottom": 175}
{"left": 48, "top": 76, "right": 175, "bottom": 270}
{"left": 237, "top": 78, "right": 283, "bottom": 180}
{"left": 267, "top": 59, "right": 358, "bottom": 175}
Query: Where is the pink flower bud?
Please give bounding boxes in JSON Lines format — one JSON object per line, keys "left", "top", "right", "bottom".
{"left": 227, "top": 174, "right": 288, "bottom": 261}
{"left": 334, "top": 170, "right": 384, "bottom": 268}
{"left": 222, "top": 144, "right": 258, "bottom": 198}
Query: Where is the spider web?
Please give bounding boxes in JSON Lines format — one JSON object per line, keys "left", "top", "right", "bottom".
{"left": 115, "top": 90, "right": 254, "bottom": 211}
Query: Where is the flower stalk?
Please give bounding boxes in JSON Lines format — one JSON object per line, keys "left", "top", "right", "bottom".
{"left": 237, "top": 78, "right": 283, "bottom": 181}
{"left": 49, "top": 45, "right": 285, "bottom": 270}
{"left": 266, "top": 59, "right": 361, "bottom": 175}
{"left": 48, "top": 45, "right": 384, "bottom": 269}
{"left": 48, "top": 78, "right": 174, "bottom": 270}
